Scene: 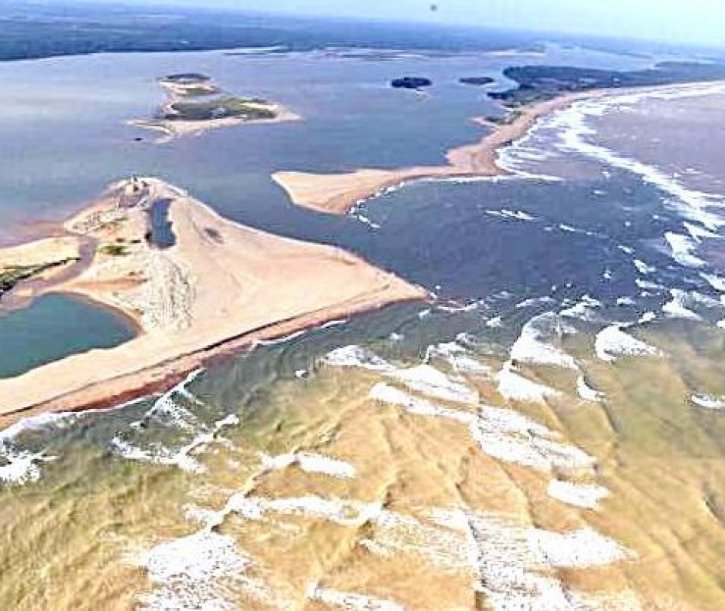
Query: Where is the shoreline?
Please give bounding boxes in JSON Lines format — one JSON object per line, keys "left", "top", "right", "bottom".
{"left": 272, "top": 81, "right": 725, "bottom": 216}
{"left": 0, "top": 177, "right": 426, "bottom": 427}
{"left": 271, "top": 92, "right": 591, "bottom": 215}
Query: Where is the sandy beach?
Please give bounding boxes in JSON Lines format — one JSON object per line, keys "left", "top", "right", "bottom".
{"left": 0, "top": 178, "right": 425, "bottom": 425}
{"left": 272, "top": 92, "right": 597, "bottom": 215}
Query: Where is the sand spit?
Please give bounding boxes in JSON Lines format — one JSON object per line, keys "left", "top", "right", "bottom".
{"left": 272, "top": 93, "right": 595, "bottom": 215}
{"left": 0, "top": 177, "right": 425, "bottom": 425}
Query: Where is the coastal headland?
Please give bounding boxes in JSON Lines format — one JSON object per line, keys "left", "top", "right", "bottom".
{"left": 0, "top": 177, "right": 425, "bottom": 426}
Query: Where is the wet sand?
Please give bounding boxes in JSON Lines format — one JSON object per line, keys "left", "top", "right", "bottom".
{"left": 0, "top": 178, "right": 425, "bottom": 424}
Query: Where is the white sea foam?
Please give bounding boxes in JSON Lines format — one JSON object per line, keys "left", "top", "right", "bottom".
{"left": 559, "top": 295, "right": 602, "bottom": 321}
{"left": 485, "top": 315, "right": 503, "bottom": 328}
{"left": 617, "top": 296, "right": 637, "bottom": 306}
{"left": 530, "top": 527, "right": 631, "bottom": 568}
{"left": 261, "top": 452, "right": 356, "bottom": 479}
{"left": 425, "top": 341, "right": 492, "bottom": 376}
{"left": 691, "top": 394, "right": 725, "bottom": 411}
{"left": 141, "top": 369, "right": 205, "bottom": 431}
{"left": 664, "top": 231, "right": 707, "bottom": 268}
{"left": 662, "top": 289, "right": 703, "bottom": 321}
{"left": 355, "top": 213, "right": 381, "bottom": 230}
{"left": 485, "top": 209, "right": 537, "bottom": 222}
{"left": 229, "top": 490, "right": 631, "bottom": 591}
{"left": 547, "top": 480, "right": 610, "bottom": 509}
{"left": 633, "top": 259, "right": 656, "bottom": 275}
{"left": 0, "top": 411, "right": 81, "bottom": 486}
{"left": 431, "top": 508, "right": 635, "bottom": 610}
{"left": 515, "top": 296, "right": 557, "bottom": 309}
{"left": 306, "top": 583, "right": 405, "bottom": 611}
{"left": 576, "top": 375, "right": 604, "bottom": 402}
{"left": 549, "top": 93, "right": 725, "bottom": 246}
{"left": 132, "top": 530, "right": 264, "bottom": 610}
{"left": 369, "top": 383, "right": 475, "bottom": 424}
{"left": 323, "top": 346, "right": 481, "bottom": 404}
{"left": 701, "top": 273, "right": 725, "bottom": 292}
{"left": 496, "top": 363, "right": 560, "bottom": 404}
{"left": 557, "top": 223, "right": 598, "bottom": 238}
{"left": 112, "top": 413, "right": 239, "bottom": 474}
{"left": 321, "top": 345, "right": 394, "bottom": 372}
{"left": 594, "top": 325, "right": 662, "bottom": 362}
{"left": 388, "top": 364, "right": 478, "bottom": 404}
{"left": 635, "top": 277, "right": 665, "bottom": 292}
{"left": 0, "top": 451, "right": 46, "bottom": 486}
{"left": 510, "top": 313, "right": 578, "bottom": 369}
{"left": 638, "top": 311, "right": 657, "bottom": 324}
{"left": 371, "top": 383, "right": 593, "bottom": 473}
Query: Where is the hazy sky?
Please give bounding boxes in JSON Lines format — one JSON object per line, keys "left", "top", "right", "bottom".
{"left": 81, "top": 0, "right": 724, "bottom": 47}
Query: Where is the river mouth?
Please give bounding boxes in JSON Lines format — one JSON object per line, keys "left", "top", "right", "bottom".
{"left": 0, "top": 293, "right": 137, "bottom": 379}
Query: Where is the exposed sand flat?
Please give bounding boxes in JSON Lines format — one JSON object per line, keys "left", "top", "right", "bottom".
{"left": 272, "top": 93, "right": 592, "bottom": 215}
{"left": 0, "top": 177, "right": 425, "bottom": 423}
{"left": 0, "top": 236, "right": 80, "bottom": 268}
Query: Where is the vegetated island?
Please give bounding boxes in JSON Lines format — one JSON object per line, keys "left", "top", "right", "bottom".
{"left": 459, "top": 76, "right": 495, "bottom": 86}
{"left": 130, "top": 72, "right": 299, "bottom": 141}
{"left": 391, "top": 76, "right": 432, "bottom": 90}
{"left": 0, "top": 177, "right": 425, "bottom": 427}
{"left": 273, "top": 61, "right": 725, "bottom": 216}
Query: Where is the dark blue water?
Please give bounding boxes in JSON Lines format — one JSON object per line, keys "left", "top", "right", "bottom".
{"left": 342, "top": 171, "right": 721, "bottom": 313}
{"left": 0, "top": 294, "right": 137, "bottom": 378}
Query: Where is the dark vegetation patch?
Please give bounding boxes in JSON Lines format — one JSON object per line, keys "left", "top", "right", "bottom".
{"left": 391, "top": 76, "right": 432, "bottom": 90}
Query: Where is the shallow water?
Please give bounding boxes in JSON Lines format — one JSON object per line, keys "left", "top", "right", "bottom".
{"left": 0, "top": 293, "right": 136, "bottom": 378}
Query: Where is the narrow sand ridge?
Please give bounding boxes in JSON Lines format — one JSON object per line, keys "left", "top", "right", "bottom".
{"left": 0, "top": 177, "right": 425, "bottom": 424}
{"left": 272, "top": 92, "right": 595, "bottom": 215}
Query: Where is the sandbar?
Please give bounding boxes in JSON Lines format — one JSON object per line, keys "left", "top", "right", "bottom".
{"left": 0, "top": 177, "right": 425, "bottom": 426}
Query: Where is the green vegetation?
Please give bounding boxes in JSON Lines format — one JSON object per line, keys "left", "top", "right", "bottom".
{"left": 99, "top": 244, "right": 129, "bottom": 257}
{"left": 489, "top": 63, "right": 725, "bottom": 108}
{"left": 459, "top": 76, "right": 495, "bottom": 86}
{"left": 163, "top": 96, "right": 277, "bottom": 122}
{"left": 484, "top": 110, "right": 523, "bottom": 126}
{"left": 161, "top": 72, "right": 211, "bottom": 84}
{"left": 0, "top": 259, "right": 79, "bottom": 296}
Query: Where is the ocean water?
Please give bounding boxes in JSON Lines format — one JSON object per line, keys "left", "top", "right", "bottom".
{"left": 1, "top": 45, "right": 725, "bottom": 609}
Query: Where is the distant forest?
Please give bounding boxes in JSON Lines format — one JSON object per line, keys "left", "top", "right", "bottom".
{"left": 0, "top": 1, "right": 533, "bottom": 61}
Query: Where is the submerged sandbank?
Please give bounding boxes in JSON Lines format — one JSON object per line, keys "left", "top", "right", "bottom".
{"left": 0, "top": 177, "right": 425, "bottom": 425}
